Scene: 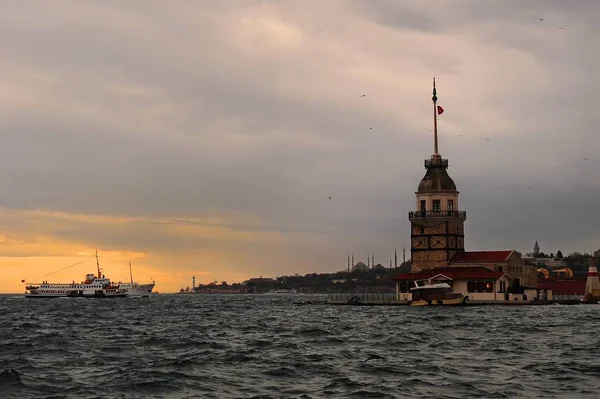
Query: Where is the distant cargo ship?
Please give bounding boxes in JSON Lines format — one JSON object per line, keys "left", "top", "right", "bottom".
{"left": 24, "top": 252, "right": 155, "bottom": 298}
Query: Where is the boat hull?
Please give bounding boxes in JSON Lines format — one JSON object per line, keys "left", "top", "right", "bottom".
{"left": 410, "top": 295, "right": 468, "bottom": 306}
{"left": 25, "top": 291, "right": 127, "bottom": 298}
{"left": 121, "top": 283, "right": 155, "bottom": 297}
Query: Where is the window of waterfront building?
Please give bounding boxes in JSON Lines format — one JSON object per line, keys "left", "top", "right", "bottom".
{"left": 447, "top": 200, "right": 454, "bottom": 211}
{"left": 399, "top": 281, "right": 409, "bottom": 293}
{"left": 420, "top": 200, "right": 426, "bottom": 212}
{"left": 467, "top": 280, "right": 494, "bottom": 293}
{"left": 433, "top": 200, "right": 441, "bottom": 212}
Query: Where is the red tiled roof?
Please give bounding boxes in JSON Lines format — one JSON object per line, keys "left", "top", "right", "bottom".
{"left": 450, "top": 250, "right": 513, "bottom": 263}
{"left": 393, "top": 266, "right": 507, "bottom": 281}
{"left": 537, "top": 279, "right": 586, "bottom": 295}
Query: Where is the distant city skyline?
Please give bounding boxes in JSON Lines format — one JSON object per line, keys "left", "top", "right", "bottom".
{"left": 2, "top": 1, "right": 600, "bottom": 293}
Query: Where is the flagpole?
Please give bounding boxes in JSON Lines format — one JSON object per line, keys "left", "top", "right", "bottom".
{"left": 433, "top": 77, "right": 439, "bottom": 155}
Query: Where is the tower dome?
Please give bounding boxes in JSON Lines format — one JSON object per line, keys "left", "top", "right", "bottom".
{"left": 417, "top": 158, "right": 457, "bottom": 192}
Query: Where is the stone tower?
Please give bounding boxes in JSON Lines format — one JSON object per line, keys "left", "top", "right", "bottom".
{"left": 533, "top": 240, "right": 540, "bottom": 256}
{"left": 409, "top": 79, "right": 467, "bottom": 273}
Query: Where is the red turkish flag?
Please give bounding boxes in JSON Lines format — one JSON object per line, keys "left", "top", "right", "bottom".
{"left": 437, "top": 105, "right": 444, "bottom": 115}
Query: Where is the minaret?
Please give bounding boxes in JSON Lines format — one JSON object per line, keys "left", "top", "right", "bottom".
{"left": 403, "top": 246, "right": 406, "bottom": 263}
{"left": 192, "top": 275, "right": 196, "bottom": 289}
{"left": 347, "top": 254, "right": 350, "bottom": 272}
{"left": 408, "top": 78, "right": 467, "bottom": 273}
{"left": 352, "top": 254, "right": 354, "bottom": 269}
{"left": 371, "top": 254, "right": 374, "bottom": 268}
{"left": 389, "top": 258, "right": 392, "bottom": 269}
{"left": 533, "top": 241, "right": 540, "bottom": 256}
{"left": 394, "top": 248, "right": 398, "bottom": 268}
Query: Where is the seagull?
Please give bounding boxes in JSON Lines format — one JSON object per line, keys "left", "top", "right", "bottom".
{"left": 328, "top": 196, "right": 332, "bottom": 199}
{"left": 584, "top": 158, "right": 588, "bottom": 160}
{"left": 369, "top": 127, "right": 373, "bottom": 130}
{"left": 528, "top": 186, "right": 533, "bottom": 189}
{"left": 486, "top": 138, "right": 491, "bottom": 141}
{"left": 558, "top": 27, "right": 563, "bottom": 30}
{"left": 457, "top": 134, "right": 464, "bottom": 137}
{"left": 361, "top": 94, "right": 366, "bottom": 97}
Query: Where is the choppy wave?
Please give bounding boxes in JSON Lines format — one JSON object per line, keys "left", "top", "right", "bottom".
{"left": 1, "top": 294, "right": 599, "bottom": 398}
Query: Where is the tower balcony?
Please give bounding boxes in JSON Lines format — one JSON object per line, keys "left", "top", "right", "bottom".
{"left": 408, "top": 210, "right": 467, "bottom": 220}
{"left": 424, "top": 158, "right": 448, "bottom": 168}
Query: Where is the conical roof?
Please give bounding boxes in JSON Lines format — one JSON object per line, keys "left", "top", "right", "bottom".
{"left": 417, "top": 158, "right": 457, "bottom": 193}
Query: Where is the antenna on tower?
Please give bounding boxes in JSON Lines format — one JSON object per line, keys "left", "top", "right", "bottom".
{"left": 432, "top": 77, "right": 440, "bottom": 156}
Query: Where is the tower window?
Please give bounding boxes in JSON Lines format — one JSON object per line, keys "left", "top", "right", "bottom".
{"left": 420, "top": 200, "right": 426, "bottom": 212}
{"left": 432, "top": 200, "right": 441, "bottom": 212}
{"left": 447, "top": 200, "right": 454, "bottom": 211}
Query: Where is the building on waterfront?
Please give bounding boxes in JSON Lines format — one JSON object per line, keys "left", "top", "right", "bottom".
{"left": 399, "top": 79, "right": 537, "bottom": 300}
{"left": 394, "top": 266, "right": 513, "bottom": 302}
{"left": 522, "top": 241, "right": 568, "bottom": 269}
{"left": 450, "top": 250, "right": 537, "bottom": 288}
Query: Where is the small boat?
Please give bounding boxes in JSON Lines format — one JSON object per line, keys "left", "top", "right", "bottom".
{"left": 409, "top": 281, "right": 468, "bottom": 306}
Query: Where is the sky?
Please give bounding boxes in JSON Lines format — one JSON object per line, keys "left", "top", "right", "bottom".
{"left": 1, "top": 0, "right": 600, "bottom": 293}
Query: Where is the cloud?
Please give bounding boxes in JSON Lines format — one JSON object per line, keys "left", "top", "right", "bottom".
{"left": 1, "top": 0, "right": 600, "bottom": 292}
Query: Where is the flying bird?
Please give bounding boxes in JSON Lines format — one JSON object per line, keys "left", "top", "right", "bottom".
{"left": 540, "top": 18, "right": 544, "bottom": 21}
{"left": 457, "top": 134, "right": 464, "bottom": 137}
{"left": 361, "top": 94, "right": 366, "bottom": 97}
{"left": 584, "top": 158, "right": 588, "bottom": 160}
{"left": 328, "top": 196, "right": 332, "bottom": 199}
{"left": 369, "top": 127, "right": 373, "bottom": 130}
{"left": 486, "top": 138, "right": 491, "bottom": 141}
{"left": 558, "top": 27, "right": 563, "bottom": 30}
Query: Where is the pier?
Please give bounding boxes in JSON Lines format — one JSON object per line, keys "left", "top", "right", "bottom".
{"left": 325, "top": 293, "right": 585, "bottom": 306}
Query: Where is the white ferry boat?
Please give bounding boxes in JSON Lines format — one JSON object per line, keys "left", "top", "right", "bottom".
{"left": 24, "top": 251, "right": 146, "bottom": 298}
{"left": 115, "top": 261, "right": 155, "bottom": 297}
{"left": 25, "top": 274, "right": 127, "bottom": 298}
